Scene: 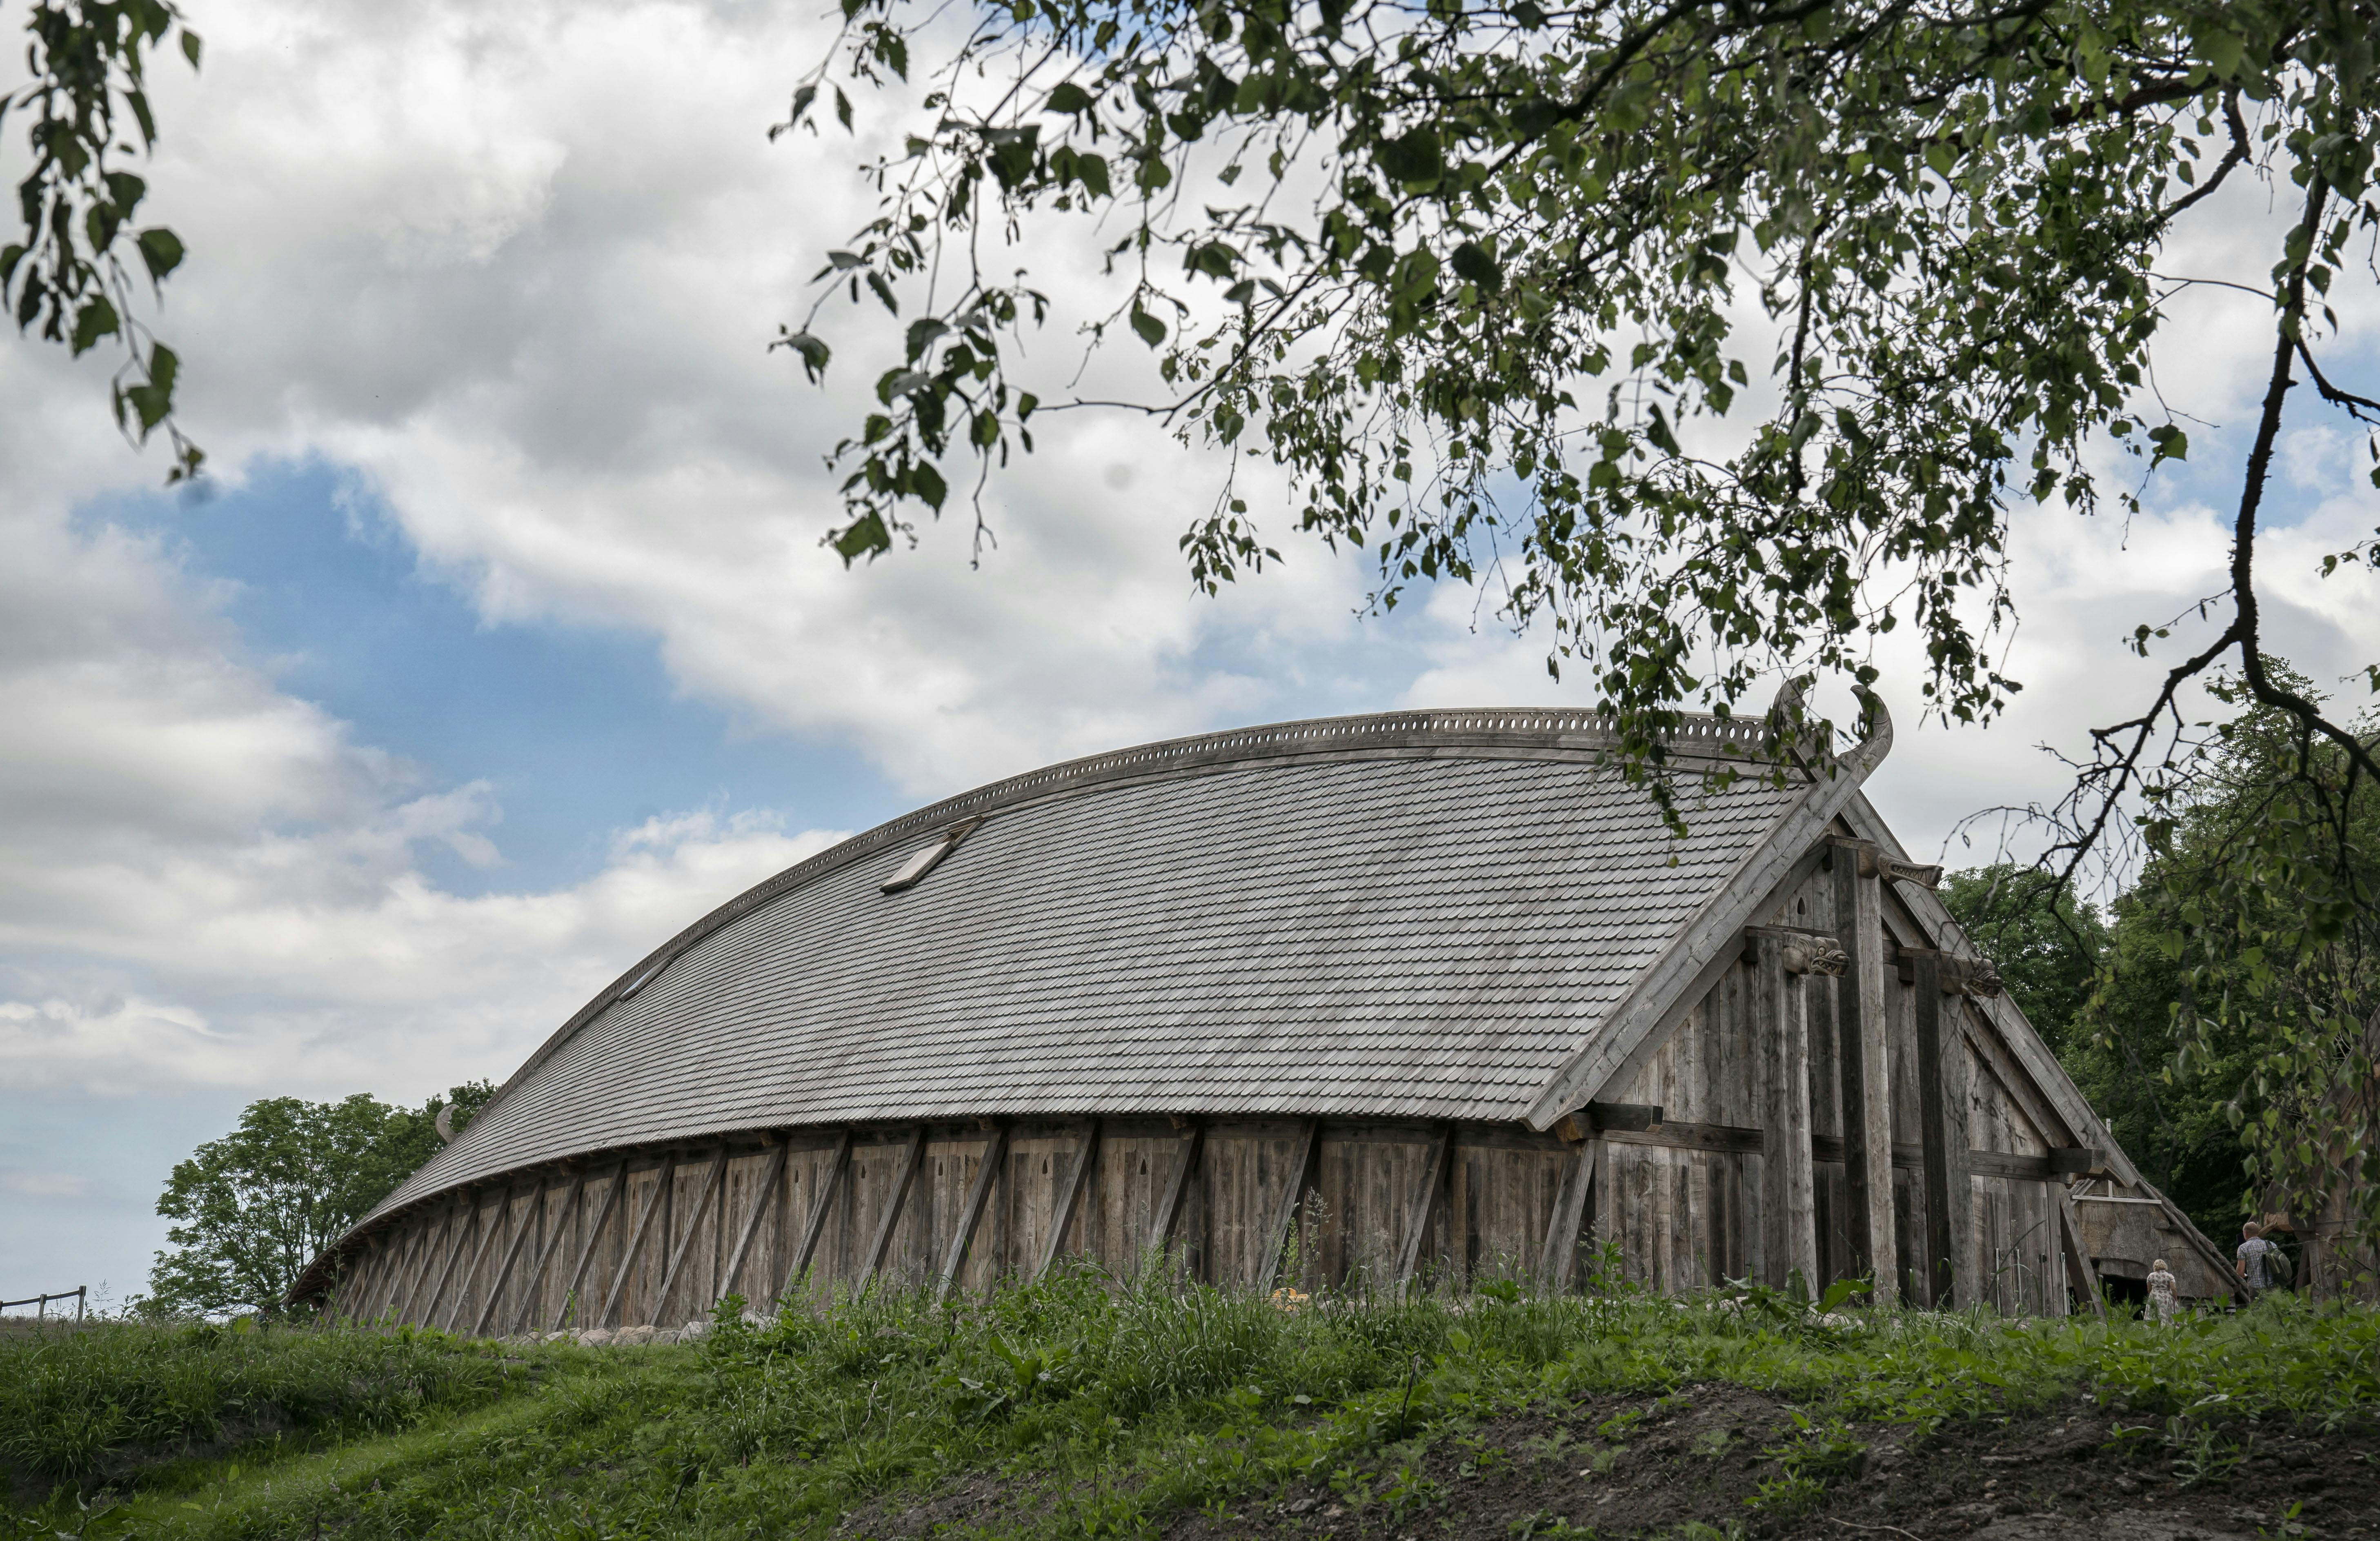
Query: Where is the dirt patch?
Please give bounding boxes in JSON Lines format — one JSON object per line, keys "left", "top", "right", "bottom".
{"left": 1148, "top": 1386, "right": 2379, "bottom": 1541}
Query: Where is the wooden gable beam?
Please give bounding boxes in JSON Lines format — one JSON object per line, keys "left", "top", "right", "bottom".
{"left": 1525, "top": 689, "right": 1895, "bottom": 1129}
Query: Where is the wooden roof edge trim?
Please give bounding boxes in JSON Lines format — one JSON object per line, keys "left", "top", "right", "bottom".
{"left": 1520, "top": 687, "right": 1896, "bottom": 1130}
{"left": 1834, "top": 789, "right": 2150, "bottom": 1194}
{"left": 420, "top": 706, "right": 1787, "bottom": 1190}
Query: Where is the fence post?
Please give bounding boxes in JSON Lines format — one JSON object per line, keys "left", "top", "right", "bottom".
{"left": 77, "top": 1286, "right": 87, "bottom": 1323}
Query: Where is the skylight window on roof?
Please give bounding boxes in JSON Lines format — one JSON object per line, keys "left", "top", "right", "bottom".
{"left": 881, "top": 818, "right": 982, "bottom": 894}
{"left": 617, "top": 955, "right": 671, "bottom": 1000}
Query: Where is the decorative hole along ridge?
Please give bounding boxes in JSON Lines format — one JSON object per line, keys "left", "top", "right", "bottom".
{"left": 467, "top": 707, "right": 1779, "bottom": 1146}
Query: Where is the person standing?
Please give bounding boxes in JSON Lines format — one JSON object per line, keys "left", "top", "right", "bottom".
{"left": 2236, "top": 1221, "right": 2284, "bottom": 1301}
{"left": 2145, "top": 1258, "right": 2179, "bottom": 1325}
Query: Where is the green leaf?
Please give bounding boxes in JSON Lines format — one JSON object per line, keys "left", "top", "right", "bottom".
{"left": 1046, "top": 81, "right": 1092, "bottom": 114}
{"left": 181, "top": 29, "right": 202, "bottom": 68}
{"left": 1129, "top": 305, "right": 1166, "bottom": 347}
{"left": 1450, "top": 240, "right": 1501, "bottom": 293}
{"left": 1374, "top": 128, "right": 1442, "bottom": 188}
{"left": 71, "top": 297, "right": 121, "bottom": 357}
{"left": 832, "top": 512, "right": 892, "bottom": 565}
{"left": 137, "top": 227, "right": 185, "bottom": 282}
{"left": 911, "top": 461, "right": 948, "bottom": 509}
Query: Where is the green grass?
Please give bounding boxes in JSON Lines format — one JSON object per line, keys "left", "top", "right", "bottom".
{"left": 7, "top": 1270, "right": 2375, "bottom": 1540}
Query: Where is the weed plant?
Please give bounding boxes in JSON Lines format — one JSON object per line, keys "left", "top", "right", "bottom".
{"left": 4, "top": 1269, "right": 2374, "bottom": 1540}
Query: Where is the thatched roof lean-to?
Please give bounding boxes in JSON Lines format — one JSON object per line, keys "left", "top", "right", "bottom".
{"left": 353, "top": 705, "right": 1901, "bottom": 1236}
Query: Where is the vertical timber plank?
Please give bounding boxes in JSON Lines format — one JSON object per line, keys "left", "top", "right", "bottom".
{"left": 1912, "top": 951, "right": 1976, "bottom": 1307}
{"left": 1832, "top": 838, "right": 1898, "bottom": 1301}
{"left": 1756, "top": 933, "right": 1818, "bottom": 1289}
{"left": 552, "top": 1161, "right": 628, "bottom": 1331}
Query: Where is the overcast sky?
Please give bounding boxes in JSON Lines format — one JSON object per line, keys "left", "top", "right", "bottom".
{"left": 5, "top": 0, "right": 2377, "bottom": 1308}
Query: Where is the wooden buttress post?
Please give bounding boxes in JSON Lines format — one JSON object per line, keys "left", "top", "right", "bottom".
{"left": 1831, "top": 838, "right": 1898, "bottom": 1302}
{"left": 784, "top": 1130, "right": 854, "bottom": 1295}
{"left": 440, "top": 1191, "right": 512, "bottom": 1332}
{"left": 1394, "top": 1126, "right": 1452, "bottom": 1290}
{"left": 1033, "top": 1121, "right": 1100, "bottom": 1283}
{"left": 508, "top": 1167, "right": 589, "bottom": 1336}
{"left": 552, "top": 1161, "right": 629, "bottom": 1332}
{"left": 937, "top": 1124, "right": 1010, "bottom": 1301}
{"left": 389, "top": 1206, "right": 454, "bottom": 1325}
{"left": 860, "top": 1128, "right": 927, "bottom": 1286}
{"left": 1755, "top": 932, "right": 1818, "bottom": 1291}
{"left": 600, "top": 1156, "right": 678, "bottom": 1328}
{"left": 472, "top": 1181, "right": 547, "bottom": 1336}
{"left": 720, "top": 1141, "right": 789, "bottom": 1305}
{"left": 414, "top": 1201, "right": 479, "bottom": 1330}
{"left": 650, "top": 1147, "right": 732, "bottom": 1327}
{"left": 1143, "top": 1121, "right": 1203, "bottom": 1273}
{"left": 1910, "top": 948, "right": 1975, "bottom": 1307}
{"left": 1540, "top": 1140, "right": 1597, "bottom": 1292}
{"left": 1255, "top": 1121, "right": 1320, "bottom": 1292}
{"left": 2054, "top": 1183, "right": 2105, "bottom": 1320}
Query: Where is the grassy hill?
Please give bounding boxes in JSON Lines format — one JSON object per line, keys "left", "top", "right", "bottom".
{"left": 4, "top": 1272, "right": 2376, "bottom": 1539}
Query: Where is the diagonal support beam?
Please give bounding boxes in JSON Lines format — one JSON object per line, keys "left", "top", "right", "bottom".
{"left": 1033, "top": 1121, "right": 1101, "bottom": 1282}
{"left": 1395, "top": 1127, "right": 1452, "bottom": 1289}
{"left": 784, "top": 1130, "right": 854, "bottom": 1295}
{"left": 1541, "top": 1141, "right": 1598, "bottom": 1292}
{"left": 508, "top": 1167, "right": 589, "bottom": 1336}
{"left": 720, "top": 1141, "right": 789, "bottom": 1305}
{"left": 1255, "top": 1121, "right": 1320, "bottom": 1292}
{"left": 2054, "top": 1184, "right": 2105, "bottom": 1320}
{"left": 860, "top": 1128, "right": 927, "bottom": 1287}
{"left": 472, "top": 1181, "right": 547, "bottom": 1336}
{"left": 552, "top": 1160, "right": 629, "bottom": 1332}
{"left": 415, "top": 1201, "right": 478, "bottom": 1330}
{"left": 391, "top": 1206, "right": 455, "bottom": 1325}
{"left": 440, "top": 1190, "right": 512, "bottom": 1332}
{"left": 1144, "top": 1121, "right": 1204, "bottom": 1271}
{"left": 651, "top": 1147, "right": 731, "bottom": 1327}
{"left": 936, "top": 1125, "right": 1009, "bottom": 1302}
{"left": 599, "top": 1156, "right": 677, "bottom": 1328}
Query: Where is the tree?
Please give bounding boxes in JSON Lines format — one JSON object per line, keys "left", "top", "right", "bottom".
{"left": 1945, "top": 862, "right": 2253, "bottom": 1243}
{"left": 28, "top": 2, "right": 2380, "bottom": 1254}
{"left": 147, "top": 1081, "right": 493, "bottom": 1316}
{"left": 4, "top": 0, "right": 203, "bottom": 479}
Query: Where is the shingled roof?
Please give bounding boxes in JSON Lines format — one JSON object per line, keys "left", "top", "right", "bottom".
{"left": 362, "top": 707, "right": 1889, "bottom": 1227}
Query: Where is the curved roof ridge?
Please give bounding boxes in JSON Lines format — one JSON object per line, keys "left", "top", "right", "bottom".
{"left": 482, "top": 706, "right": 1774, "bottom": 1113}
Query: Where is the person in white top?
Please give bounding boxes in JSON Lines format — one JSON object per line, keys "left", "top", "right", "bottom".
{"left": 2145, "top": 1258, "right": 2179, "bottom": 1324}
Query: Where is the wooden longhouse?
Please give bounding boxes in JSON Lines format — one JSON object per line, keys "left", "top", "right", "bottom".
{"left": 294, "top": 704, "right": 2238, "bottom": 1331}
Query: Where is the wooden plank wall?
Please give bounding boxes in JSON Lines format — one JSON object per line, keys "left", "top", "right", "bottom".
{"left": 333, "top": 1117, "right": 1577, "bottom": 1330}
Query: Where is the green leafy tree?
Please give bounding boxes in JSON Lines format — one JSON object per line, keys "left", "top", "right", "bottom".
{"left": 147, "top": 1081, "right": 493, "bottom": 1316}
{"left": 4, "top": 0, "right": 203, "bottom": 478}
{"left": 1945, "top": 862, "right": 2252, "bottom": 1241}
